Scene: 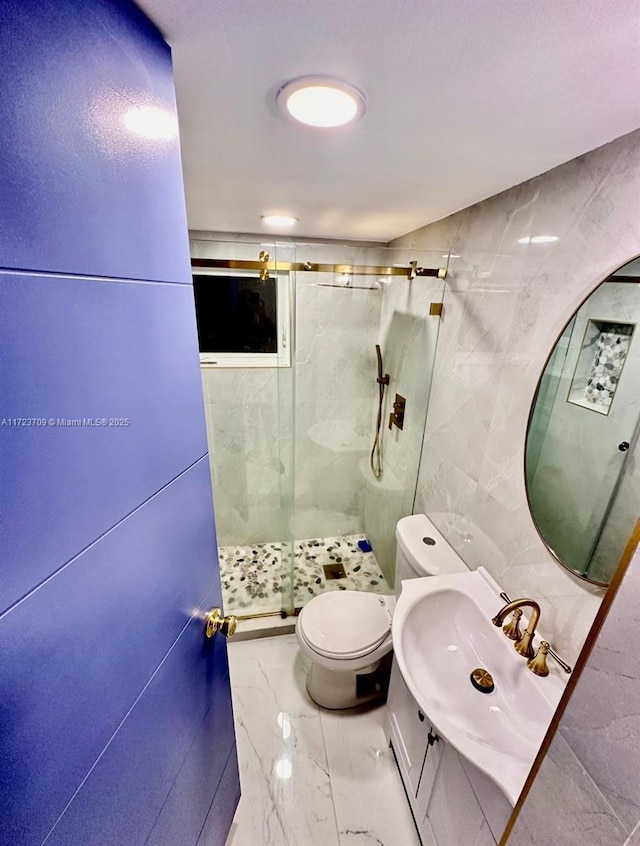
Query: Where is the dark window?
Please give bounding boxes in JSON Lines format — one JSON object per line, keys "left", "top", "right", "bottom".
{"left": 193, "top": 274, "right": 278, "bottom": 354}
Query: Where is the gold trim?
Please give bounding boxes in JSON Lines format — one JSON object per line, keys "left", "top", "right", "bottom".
{"left": 233, "top": 610, "right": 284, "bottom": 621}
{"left": 191, "top": 257, "right": 446, "bottom": 280}
{"left": 429, "top": 302, "right": 444, "bottom": 316}
{"left": 258, "top": 250, "right": 270, "bottom": 281}
{"left": 499, "top": 519, "right": 640, "bottom": 845}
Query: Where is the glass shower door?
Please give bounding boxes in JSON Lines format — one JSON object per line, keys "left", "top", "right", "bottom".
{"left": 363, "top": 246, "right": 449, "bottom": 588}
{"left": 192, "top": 235, "right": 296, "bottom": 618}
{"left": 192, "top": 235, "right": 450, "bottom": 616}
{"left": 286, "top": 244, "right": 449, "bottom": 606}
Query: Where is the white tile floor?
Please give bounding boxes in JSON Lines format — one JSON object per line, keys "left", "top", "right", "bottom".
{"left": 224, "top": 634, "right": 421, "bottom": 846}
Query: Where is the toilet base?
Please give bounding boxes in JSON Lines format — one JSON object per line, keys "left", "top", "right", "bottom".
{"left": 306, "top": 654, "right": 392, "bottom": 710}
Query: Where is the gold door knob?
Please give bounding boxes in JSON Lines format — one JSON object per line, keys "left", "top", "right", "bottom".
{"left": 205, "top": 608, "right": 238, "bottom": 639}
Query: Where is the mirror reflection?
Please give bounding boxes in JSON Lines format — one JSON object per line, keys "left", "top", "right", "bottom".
{"left": 526, "top": 256, "right": 640, "bottom": 585}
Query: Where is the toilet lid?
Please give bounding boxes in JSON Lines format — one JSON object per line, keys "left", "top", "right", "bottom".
{"left": 299, "top": 591, "right": 393, "bottom": 659}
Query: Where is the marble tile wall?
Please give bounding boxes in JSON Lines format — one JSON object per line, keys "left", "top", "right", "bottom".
{"left": 363, "top": 252, "right": 447, "bottom": 584}
{"left": 507, "top": 541, "right": 640, "bottom": 846}
{"left": 292, "top": 246, "right": 383, "bottom": 541}
{"left": 191, "top": 234, "right": 383, "bottom": 546}
{"left": 390, "top": 128, "right": 640, "bottom": 663}
{"left": 192, "top": 236, "right": 290, "bottom": 546}
{"left": 200, "top": 366, "right": 286, "bottom": 545}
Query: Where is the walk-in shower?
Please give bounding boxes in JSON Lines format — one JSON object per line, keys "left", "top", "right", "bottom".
{"left": 192, "top": 235, "right": 449, "bottom": 619}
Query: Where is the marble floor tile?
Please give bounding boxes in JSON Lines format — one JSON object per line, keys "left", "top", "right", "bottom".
{"left": 219, "top": 534, "right": 392, "bottom": 617}
{"left": 224, "top": 635, "right": 420, "bottom": 846}
{"left": 320, "top": 707, "right": 422, "bottom": 846}
{"left": 225, "top": 636, "right": 339, "bottom": 846}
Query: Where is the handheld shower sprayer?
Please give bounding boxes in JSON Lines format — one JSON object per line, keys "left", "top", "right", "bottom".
{"left": 370, "top": 344, "right": 389, "bottom": 479}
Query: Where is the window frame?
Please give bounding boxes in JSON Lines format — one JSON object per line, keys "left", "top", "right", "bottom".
{"left": 192, "top": 267, "right": 292, "bottom": 369}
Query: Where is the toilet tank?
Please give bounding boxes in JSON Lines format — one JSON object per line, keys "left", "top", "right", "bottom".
{"left": 394, "top": 514, "right": 468, "bottom": 597}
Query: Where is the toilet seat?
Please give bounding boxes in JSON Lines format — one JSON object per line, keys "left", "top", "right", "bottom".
{"left": 298, "top": 591, "right": 394, "bottom": 660}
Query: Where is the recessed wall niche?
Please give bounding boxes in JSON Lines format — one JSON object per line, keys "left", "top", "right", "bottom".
{"left": 567, "top": 319, "right": 635, "bottom": 415}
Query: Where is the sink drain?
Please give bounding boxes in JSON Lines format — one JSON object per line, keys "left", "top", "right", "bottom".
{"left": 470, "top": 668, "right": 495, "bottom": 694}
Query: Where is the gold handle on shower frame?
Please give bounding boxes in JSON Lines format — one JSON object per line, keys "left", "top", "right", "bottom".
{"left": 205, "top": 607, "right": 238, "bottom": 639}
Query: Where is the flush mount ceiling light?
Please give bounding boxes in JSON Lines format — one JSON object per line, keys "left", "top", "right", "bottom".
{"left": 261, "top": 214, "right": 298, "bottom": 227}
{"left": 277, "top": 76, "right": 366, "bottom": 128}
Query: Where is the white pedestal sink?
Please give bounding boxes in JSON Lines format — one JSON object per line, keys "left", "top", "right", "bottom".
{"left": 392, "top": 567, "right": 566, "bottom": 805}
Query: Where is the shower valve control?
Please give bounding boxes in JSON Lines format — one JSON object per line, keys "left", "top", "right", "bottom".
{"left": 389, "top": 394, "right": 406, "bottom": 431}
{"left": 619, "top": 441, "right": 630, "bottom": 452}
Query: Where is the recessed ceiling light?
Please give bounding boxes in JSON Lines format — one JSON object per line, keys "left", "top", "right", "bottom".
{"left": 261, "top": 214, "right": 298, "bottom": 227}
{"left": 277, "top": 76, "right": 366, "bottom": 128}
{"left": 518, "top": 235, "right": 559, "bottom": 244}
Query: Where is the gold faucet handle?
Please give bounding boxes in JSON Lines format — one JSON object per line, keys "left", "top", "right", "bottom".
{"left": 502, "top": 608, "right": 523, "bottom": 641}
{"left": 527, "top": 641, "right": 550, "bottom": 676}
{"left": 547, "top": 645, "right": 572, "bottom": 674}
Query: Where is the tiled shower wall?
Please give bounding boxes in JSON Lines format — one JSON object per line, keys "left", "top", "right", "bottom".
{"left": 364, "top": 264, "right": 446, "bottom": 583}
{"left": 292, "top": 263, "right": 383, "bottom": 541}
{"left": 391, "top": 128, "right": 640, "bottom": 664}
{"left": 191, "top": 235, "right": 383, "bottom": 547}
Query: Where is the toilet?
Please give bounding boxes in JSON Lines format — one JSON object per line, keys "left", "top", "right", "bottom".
{"left": 295, "top": 513, "right": 469, "bottom": 709}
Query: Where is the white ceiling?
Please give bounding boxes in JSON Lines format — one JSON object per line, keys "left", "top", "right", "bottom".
{"left": 139, "top": 0, "right": 640, "bottom": 242}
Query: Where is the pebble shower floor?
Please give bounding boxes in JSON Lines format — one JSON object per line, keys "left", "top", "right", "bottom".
{"left": 218, "top": 534, "right": 392, "bottom": 616}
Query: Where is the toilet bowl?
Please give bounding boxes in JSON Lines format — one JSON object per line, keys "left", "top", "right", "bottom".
{"left": 296, "top": 513, "right": 469, "bottom": 709}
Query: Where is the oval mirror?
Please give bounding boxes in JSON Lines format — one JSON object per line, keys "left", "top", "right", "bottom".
{"left": 526, "top": 256, "right": 640, "bottom": 586}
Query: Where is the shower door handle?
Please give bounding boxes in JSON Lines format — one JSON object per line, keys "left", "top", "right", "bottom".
{"left": 619, "top": 441, "right": 630, "bottom": 452}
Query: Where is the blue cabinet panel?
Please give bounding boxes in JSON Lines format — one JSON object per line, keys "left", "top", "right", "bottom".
{"left": 0, "top": 0, "right": 191, "bottom": 284}
{"left": 42, "top": 587, "right": 234, "bottom": 846}
{"left": 145, "top": 697, "right": 239, "bottom": 845}
{"left": 0, "top": 272, "right": 208, "bottom": 611}
{"left": 197, "top": 748, "right": 241, "bottom": 846}
{"left": 0, "top": 458, "right": 222, "bottom": 846}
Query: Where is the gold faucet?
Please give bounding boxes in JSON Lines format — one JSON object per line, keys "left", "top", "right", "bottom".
{"left": 527, "top": 641, "right": 573, "bottom": 676}
{"left": 527, "top": 641, "right": 551, "bottom": 676}
{"left": 492, "top": 598, "right": 541, "bottom": 659}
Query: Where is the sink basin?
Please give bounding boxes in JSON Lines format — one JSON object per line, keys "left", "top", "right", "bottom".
{"left": 393, "top": 568, "right": 566, "bottom": 805}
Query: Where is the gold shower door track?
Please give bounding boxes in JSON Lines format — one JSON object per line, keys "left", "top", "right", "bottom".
{"left": 191, "top": 257, "right": 447, "bottom": 280}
